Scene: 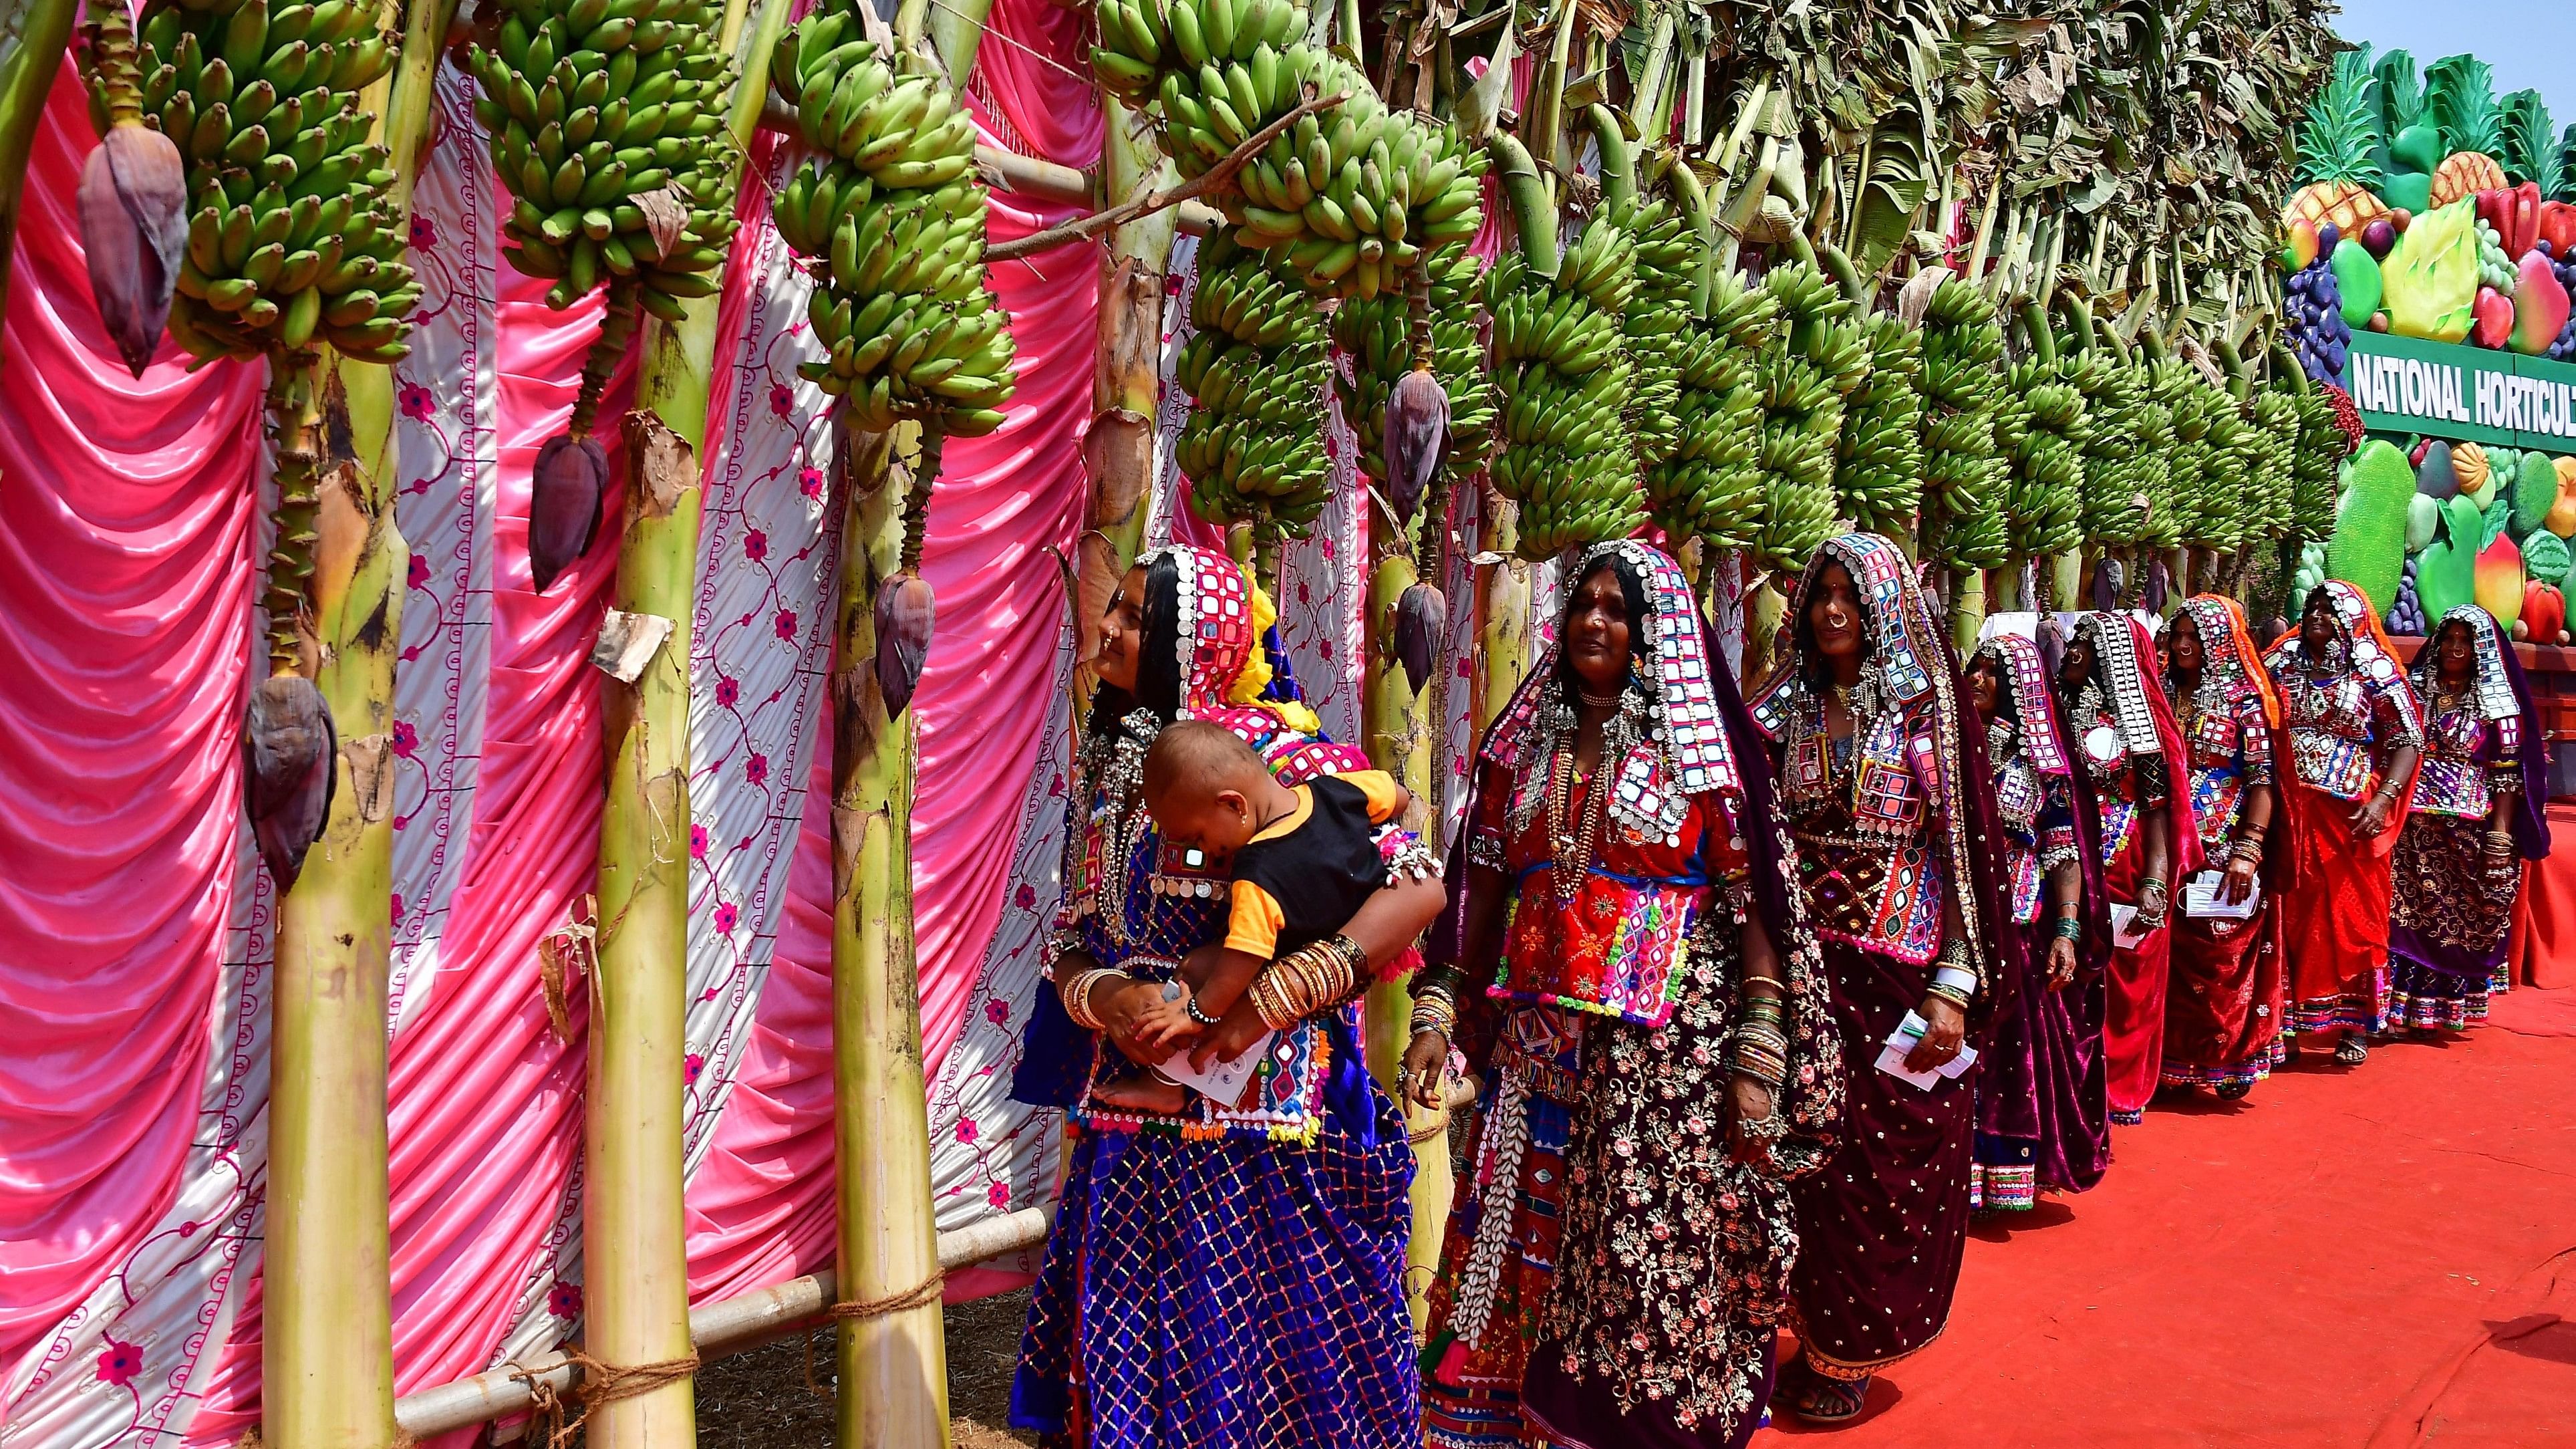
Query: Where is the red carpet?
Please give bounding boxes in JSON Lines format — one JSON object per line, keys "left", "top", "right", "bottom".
{"left": 1763, "top": 987, "right": 2576, "bottom": 1448}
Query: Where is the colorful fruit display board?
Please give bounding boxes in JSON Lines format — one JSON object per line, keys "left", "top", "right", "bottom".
{"left": 2284, "top": 45, "right": 2576, "bottom": 646}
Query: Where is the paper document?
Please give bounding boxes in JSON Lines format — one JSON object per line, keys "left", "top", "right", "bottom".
{"left": 1874, "top": 1011, "right": 1978, "bottom": 1091}
{"left": 2182, "top": 870, "right": 2259, "bottom": 920}
{"left": 1156, "top": 1031, "right": 1276, "bottom": 1105}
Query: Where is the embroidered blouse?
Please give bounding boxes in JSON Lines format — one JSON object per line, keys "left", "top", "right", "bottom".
{"left": 1466, "top": 753, "right": 1751, "bottom": 1028}
{"left": 2277, "top": 662, "right": 2424, "bottom": 801}
{"left": 2067, "top": 700, "right": 2174, "bottom": 866}
{"left": 1766, "top": 696, "right": 1952, "bottom": 964}
{"left": 2174, "top": 685, "right": 2275, "bottom": 849}
{"left": 1989, "top": 720, "right": 2080, "bottom": 925}
{"left": 2412, "top": 691, "right": 2520, "bottom": 820}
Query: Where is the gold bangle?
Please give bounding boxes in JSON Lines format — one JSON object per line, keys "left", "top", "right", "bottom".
{"left": 1062, "top": 969, "right": 1120, "bottom": 1032}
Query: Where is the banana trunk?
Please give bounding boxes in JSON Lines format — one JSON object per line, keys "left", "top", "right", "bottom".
{"left": 1361, "top": 549, "right": 1445, "bottom": 1330}
{"left": 1950, "top": 568, "right": 1986, "bottom": 653}
{"left": 260, "top": 9, "right": 454, "bottom": 1438}
{"left": 583, "top": 4, "right": 789, "bottom": 1445}
{"left": 0, "top": 0, "right": 74, "bottom": 323}
{"left": 1075, "top": 103, "right": 1177, "bottom": 720}
{"left": 832, "top": 424, "right": 951, "bottom": 1449}
{"left": 1477, "top": 499, "right": 1532, "bottom": 731}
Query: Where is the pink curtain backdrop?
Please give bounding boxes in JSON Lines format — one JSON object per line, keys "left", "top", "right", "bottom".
{"left": 0, "top": 0, "right": 1403, "bottom": 1438}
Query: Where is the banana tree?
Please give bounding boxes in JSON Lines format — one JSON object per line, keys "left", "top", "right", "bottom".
{"left": 0, "top": 0, "right": 76, "bottom": 321}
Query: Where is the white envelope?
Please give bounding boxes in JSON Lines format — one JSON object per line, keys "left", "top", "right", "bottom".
{"left": 2108, "top": 904, "right": 2162, "bottom": 948}
{"left": 2182, "top": 870, "right": 2260, "bottom": 920}
{"left": 1155, "top": 1031, "right": 1276, "bottom": 1105}
{"left": 1874, "top": 1011, "right": 1978, "bottom": 1091}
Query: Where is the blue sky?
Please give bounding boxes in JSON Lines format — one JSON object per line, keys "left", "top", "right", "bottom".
{"left": 2333, "top": 0, "right": 2576, "bottom": 132}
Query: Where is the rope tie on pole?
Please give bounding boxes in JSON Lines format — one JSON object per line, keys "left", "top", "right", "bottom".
{"left": 508, "top": 1348, "right": 702, "bottom": 1449}
{"left": 829, "top": 1268, "right": 948, "bottom": 1322}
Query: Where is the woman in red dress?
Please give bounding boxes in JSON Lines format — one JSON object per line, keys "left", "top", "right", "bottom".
{"left": 2158, "top": 595, "right": 2287, "bottom": 1100}
{"left": 2265, "top": 581, "right": 2424, "bottom": 1065}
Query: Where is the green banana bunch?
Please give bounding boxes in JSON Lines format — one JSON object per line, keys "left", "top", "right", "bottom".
{"left": 1485, "top": 236, "right": 1646, "bottom": 559}
{"left": 2289, "top": 389, "right": 2343, "bottom": 539}
{"left": 1620, "top": 199, "right": 1697, "bottom": 467}
{"left": 1917, "top": 278, "right": 2009, "bottom": 572}
{"left": 2063, "top": 351, "right": 2148, "bottom": 547}
{"left": 2156, "top": 361, "right": 2236, "bottom": 553}
{"left": 119, "top": 0, "right": 414, "bottom": 363}
{"left": 1999, "top": 358, "right": 2086, "bottom": 558}
{"left": 1330, "top": 242, "right": 1489, "bottom": 484}
{"left": 2121, "top": 372, "right": 2179, "bottom": 551}
{"left": 769, "top": 21, "right": 1016, "bottom": 436}
{"left": 1092, "top": 0, "right": 1307, "bottom": 108}
{"left": 1177, "top": 229, "right": 1329, "bottom": 535}
{"left": 1246, "top": 89, "right": 1486, "bottom": 301}
{"left": 468, "top": 0, "right": 740, "bottom": 321}
{"left": 1832, "top": 313, "right": 1924, "bottom": 538}
{"left": 2241, "top": 390, "right": 2299, "bottom": 548}
{"left": 1750, "top": 261, "right": 1859, "bottom": 573}
{"left": 1643, "top": 267, "right": 1773, "bottom": 547}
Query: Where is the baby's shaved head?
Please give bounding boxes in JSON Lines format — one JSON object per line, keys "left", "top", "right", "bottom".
{"left": 1143, "top": 718, "right": 1266, "bottom": 803}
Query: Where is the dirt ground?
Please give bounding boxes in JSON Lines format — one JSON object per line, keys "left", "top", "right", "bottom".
{"left": 691, "top": 1288, "right": 1037, "bottom": 1448}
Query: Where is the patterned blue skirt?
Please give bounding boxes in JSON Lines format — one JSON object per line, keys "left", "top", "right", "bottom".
{"left": 1012, "top": 1070, "right": 1419, "bottom": 1448}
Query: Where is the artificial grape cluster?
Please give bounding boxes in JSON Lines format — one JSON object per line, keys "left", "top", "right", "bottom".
{"left": 2282, "top": 251, "right": 2349, "bottom": 382}
{"left": 114, "top": 0, "right": 414, "bottom": 362}
{"left": 1176, "top": 229, "right": 1330, "bottom": 535}
{"left": 768, "top": 15, "right": 1016, "bottom": 435}
{"left": 2539, "top": 242, "right": 2576, "bottom": 361}
{"left": 2388, "top": 553, "right": 2429, "bottom": 634}
{"left": 1487, "top": 217, "right": 1647, "bottom": 559}
{"left": 468, "top": 0, "right": 738, "bottom": 319}
{"left": 1642, "top": 268, "right": 1771, "bottom": 547}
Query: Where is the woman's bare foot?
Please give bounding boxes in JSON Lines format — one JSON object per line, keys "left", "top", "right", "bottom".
{"left": 1091, "top": 1075, "right": 1189, "bottom": 1115}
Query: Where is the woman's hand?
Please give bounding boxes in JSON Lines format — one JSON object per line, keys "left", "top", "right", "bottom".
{"left": 2045, "top": 936, "right": 2080, "bottom": 990}
{"left": 2352, "top": 790, "right": 2397, "bottom": 839}
{"left": 1401, "top": 1028, "right": 1451, "bottom": 1110}
{"left": 1904, "top": 994, "right": 1968, "bottom": 1073}
{"left": 1727, "top": 1074, "right": 1777, "bottom": 1162}
{"left": 1185, "top": 996, "right": 1272, "bottom": 1072}
{"left": 2134, "top": 878, "right": 2171, "bottom": 932}
{"left": 2218, "top": 853, "right": 2259, "bottom": 906}
{"left": 1095, "top": 979, "right": 1170, "bottom": 1067}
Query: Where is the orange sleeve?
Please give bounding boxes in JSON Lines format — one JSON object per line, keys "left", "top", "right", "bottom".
{"left": 1225, "top": 880, "right": 1286, "bottom": 958}
{"left": 1340, "top": 769, "right": 1407, "bottom": 823}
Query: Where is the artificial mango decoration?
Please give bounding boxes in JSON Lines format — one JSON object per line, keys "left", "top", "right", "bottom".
{"left": 2284, "top": 217, "right": 2321, "bottom": 272}
{"left": 2382, "top": 199, "right": 2482, "bottom": 342}
{"left": 2515, "top": 251, "right": 2572, "bottom": 355}
{"left": 2551, "top": 456, "right": 2576, "bottom": 537}
{"left": 2333, "top": 241, "right": 2384, "bottom": 326}
{"left": 2476, "top": 530, "right": 2528, "bottom": 628}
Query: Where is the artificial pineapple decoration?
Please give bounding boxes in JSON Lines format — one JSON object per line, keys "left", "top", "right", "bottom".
{"left": 2502, "top": 90, "right": 2563, "bottom": 196}
{"left": 2426, "top": 53, "right": 2509, "bottom": 207}
{"left": 2377, "top": 49, "right": 2442, "bottom": 213}
{"left": 2287, "top": 46, "right": 2390, "bottom": 237}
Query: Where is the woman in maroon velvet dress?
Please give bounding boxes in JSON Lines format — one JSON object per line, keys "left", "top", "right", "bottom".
{"left": 1962, "top": 632, "right": 2108, "bottom": 1212}
{"left": 2055, "top": 613, "right": 2198, "bottom": 1125}
{"left": 1747, "top": 533, "right": 2019, "bottom": 1424}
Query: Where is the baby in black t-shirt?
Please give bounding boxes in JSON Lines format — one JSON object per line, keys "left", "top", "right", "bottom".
{"left": 1099, "top": 719, "right": 1405, "bottom": 1114}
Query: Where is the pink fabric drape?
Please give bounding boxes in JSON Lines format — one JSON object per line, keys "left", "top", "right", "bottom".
{"left": 0, "top": 68, "right": 265, "bottom": 1383}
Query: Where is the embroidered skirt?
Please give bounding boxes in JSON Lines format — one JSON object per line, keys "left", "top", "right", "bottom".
{"left": 2390, "top": 812, "right": 2519, "bottom": 1033}
{"left": 1012, "top": 1083, "right": 1417, "bottom": 1448}
{"left": 2160, "top": 906, "right": 2285, "bottom": 1089}
{"left": 1973, "top": 930, "right": 2108, "bottom": 1207}
{"left": 2281, "top": 785, "right": 2396, "bottom": 1040}
{"left": 2100, "top": 830, "right": 2168, "bottom": 1122}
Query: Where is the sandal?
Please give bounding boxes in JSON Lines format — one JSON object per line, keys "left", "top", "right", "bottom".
{"left": 1780, "top": 1359, "right": 1871, "bottom": 1424}
{"left": 2334, "top": 1037, "right": 2369, "bottom": 1067}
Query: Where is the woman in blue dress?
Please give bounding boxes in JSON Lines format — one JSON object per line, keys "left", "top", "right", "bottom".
{"left": 1009, "top": 543, "right": 1444, "bottom": 1448}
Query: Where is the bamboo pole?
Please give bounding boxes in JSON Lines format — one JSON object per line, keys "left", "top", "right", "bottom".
{"left": 829, "top": 422, "right": 950, "bottom": 1449}
{"left": 0, "top": 0, "right": 75, "bottom": 327}
{"left": 581, "top": 3, "right": 786, "bottom": 1446}
{"left": 258, "top": 1, "right": 453, "bottom": 1438}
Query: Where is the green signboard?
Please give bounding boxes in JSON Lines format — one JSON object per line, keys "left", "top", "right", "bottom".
{"left": 2341, "top": 331, "right": 2576, "bottom": 452}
